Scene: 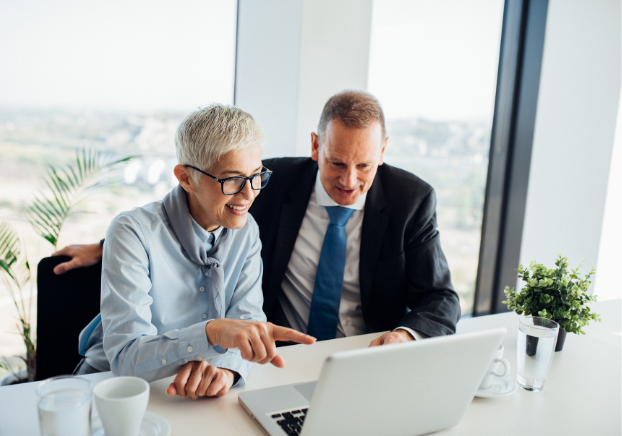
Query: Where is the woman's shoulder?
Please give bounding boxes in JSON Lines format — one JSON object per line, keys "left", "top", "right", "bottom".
{"left": 108, "top": 200, "right": 167, "bottom": 233}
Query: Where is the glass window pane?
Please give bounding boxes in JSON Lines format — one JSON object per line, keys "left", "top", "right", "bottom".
{"left": 368, "top": 0, "right": 504, "bottom": 315}
{"left": 0, "top": 0, "right": 237, "bottom": 369}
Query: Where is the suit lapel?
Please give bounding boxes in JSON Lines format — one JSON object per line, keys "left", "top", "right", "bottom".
{"left": 359, "top": 172, "right": 388, "bottom": 315}
{"left": 268, "top": 161, "right": 318, "bottom": 293}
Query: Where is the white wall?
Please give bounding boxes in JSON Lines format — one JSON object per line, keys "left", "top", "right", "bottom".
{"left": 519, "top": 0, "right": 621, "bottom": 297}
{"left": 234, "top": 0, "right": 373, "bottom": 159}
{"left": 595, "top": 90, "right": 622, "bottom": 301}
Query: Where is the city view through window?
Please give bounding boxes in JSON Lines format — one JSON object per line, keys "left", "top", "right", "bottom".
{"left": 368, "top": 0, "right": 505, "bottom": 315}
{"left": 0, "top": 0, "right": 237, "bottom": 374}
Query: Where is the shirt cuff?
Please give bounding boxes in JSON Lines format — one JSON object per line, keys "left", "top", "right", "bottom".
{"left": 394, "top": 327, "right": 428, "bottom": 341}
{"left": 209, "top": 348, "right": 254, "bottom": 387}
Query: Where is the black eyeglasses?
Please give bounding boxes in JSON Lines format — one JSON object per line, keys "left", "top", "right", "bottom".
{"left": 185, "top": 165, "right": 273, "bottom": 195}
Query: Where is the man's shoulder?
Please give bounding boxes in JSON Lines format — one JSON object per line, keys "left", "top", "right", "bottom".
{"left": 377, "top": 164, "right": 434, "bottom": 199}
{"left": 262, "top": 156, "right": 316, "bottom": 177}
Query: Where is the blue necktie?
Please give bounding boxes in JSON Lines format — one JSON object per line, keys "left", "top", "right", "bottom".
{"left": 307, "top": 206, "right": 355, "bottom": 340}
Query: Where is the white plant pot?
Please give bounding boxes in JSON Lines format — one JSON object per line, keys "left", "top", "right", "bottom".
{"left": 0, "top": 368, "right": 28, "bottom": 387}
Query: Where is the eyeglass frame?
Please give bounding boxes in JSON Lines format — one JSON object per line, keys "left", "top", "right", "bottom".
{"left": 184, "top": 165, "right": 273, "bottom": 195}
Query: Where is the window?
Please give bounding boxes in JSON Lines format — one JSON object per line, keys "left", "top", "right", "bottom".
{"left": 368, "top": 0, "right": 505, "bottom": 315}
{"left": 0, "top": 0, "right": 237, "bottom": 368}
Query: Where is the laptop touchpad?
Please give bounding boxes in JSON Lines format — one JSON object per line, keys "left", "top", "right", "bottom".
{"left": 293, "top": 382, "right": 317, "bottom": 402}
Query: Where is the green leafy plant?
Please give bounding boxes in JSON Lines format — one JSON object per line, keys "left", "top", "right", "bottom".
{"left": 0, "top": 222, "right": 35, "bottom": 382}
{"left": 503, "top": 255, "right": 601, "bottom": 335}
{"left": 0, "top": 148, "right": 135, "bottom": 384}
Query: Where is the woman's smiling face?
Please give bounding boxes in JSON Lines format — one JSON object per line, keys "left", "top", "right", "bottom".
{"left": 175, "top": 143, "right": 263, "bottom": 231}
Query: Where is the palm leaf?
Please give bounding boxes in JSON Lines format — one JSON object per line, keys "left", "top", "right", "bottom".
{"left": 0, "top": 222, "right": 30, "bottom": 290}
{"left": 25, "top": 147, "right": 137, "bottom": 248}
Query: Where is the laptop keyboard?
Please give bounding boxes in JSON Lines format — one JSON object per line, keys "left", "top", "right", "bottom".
{"left": 270, "top": 408, "right": 308, "bottom": 435}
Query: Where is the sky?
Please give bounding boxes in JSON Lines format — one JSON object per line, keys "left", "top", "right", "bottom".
{"left": 0, "top": 0, "right": 503, "bottom": 121}
{"left": 368, "top": 0, "right": 505, "bottom": 122}
{"left": 0, "top": 0, "right": 237, "bottom": 112}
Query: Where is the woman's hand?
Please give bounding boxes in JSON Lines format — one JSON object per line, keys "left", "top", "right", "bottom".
{"left": 205, "top": 320, "right": 316, "bottom": 368}
{"left": 166, "top": 361, "right": 236, "bottom": 399}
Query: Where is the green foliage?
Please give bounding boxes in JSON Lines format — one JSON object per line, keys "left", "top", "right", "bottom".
{"left": 503, "top": 255, "right": 601, "bottom": 335}
{"left": 0, "top": 147, "right": 135, "bottom": 383}
{"left": 25, "top": 148, "right": 135, "bottom": 248}
{"left": 0, "top": 222, "right": 35, "bottom": 382}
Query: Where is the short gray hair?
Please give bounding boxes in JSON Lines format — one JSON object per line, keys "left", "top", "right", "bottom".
{"left": 175, "top": 103, "right": 266, "bottom": 182}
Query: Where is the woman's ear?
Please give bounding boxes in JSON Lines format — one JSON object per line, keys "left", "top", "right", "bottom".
{"left": 174, "top": 165, "right": 195, "bottom": 192}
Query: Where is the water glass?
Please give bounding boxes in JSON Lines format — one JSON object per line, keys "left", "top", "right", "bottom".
{"left": 517, "top": 316, "right": 559, "bottom": 391}
{"left": 36, "top": 376, "right": 92, "bottom": 436}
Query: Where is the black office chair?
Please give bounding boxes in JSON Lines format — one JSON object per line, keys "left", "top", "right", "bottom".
{"left": 36, "top": 256, "right": 102, "bottom": 381}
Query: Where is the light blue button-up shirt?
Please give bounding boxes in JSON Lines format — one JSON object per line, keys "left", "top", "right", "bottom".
{"left": 78, "top": 196, "right": 266, "bottom": 384}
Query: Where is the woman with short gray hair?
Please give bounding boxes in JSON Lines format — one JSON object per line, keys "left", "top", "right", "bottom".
{"left": 77, "top": 103, "right": 315, "bottom": 399}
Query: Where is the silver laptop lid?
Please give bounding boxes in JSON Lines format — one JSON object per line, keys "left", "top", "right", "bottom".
{"left": 300, "top": 328, "right": 506, "bottom": 436}
{"left": 239, "top": 328, "right": 506, "bottom": 436}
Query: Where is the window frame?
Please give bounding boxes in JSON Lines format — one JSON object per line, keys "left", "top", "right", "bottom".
{"left": 473, "top": 0, "right": 550, "bottom": 315}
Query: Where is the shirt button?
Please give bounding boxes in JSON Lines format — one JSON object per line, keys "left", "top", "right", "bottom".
{"left": 196, "top": 355, "right": 202, "bottom": 361}
{"left": 345, "top": 320, "right": 350, "bottom": 326}
{"left": 161, "top": 358, "right": 167, "bottom": 364}
{"left": 199, "top": 287, "right": 205, "bottom": 292}
{"left": 202, "top": 313, "right": 207, "bottom": 319}
{"left": 187, "top": 346, "right": 193, "bottom": 353}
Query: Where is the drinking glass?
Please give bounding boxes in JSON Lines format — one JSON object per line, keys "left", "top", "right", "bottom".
{"left": 516, "top": 316, "right": 559, "bottom": 391}
{"left": 36, "top": 376, "right": 92, "bottom": 436}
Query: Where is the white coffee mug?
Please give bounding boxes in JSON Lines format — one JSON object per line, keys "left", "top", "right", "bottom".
{"left": 93, "top": 376, "right": 150, "bottom": 436}
{"left": 479, "top": 344, "right": 511, "bottom": 390}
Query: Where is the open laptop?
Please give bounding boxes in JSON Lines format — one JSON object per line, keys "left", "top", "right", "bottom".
{"left": 239, "top": 328, "right": 506, "bottom": 436}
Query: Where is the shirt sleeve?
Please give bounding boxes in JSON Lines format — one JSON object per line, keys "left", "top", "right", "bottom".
{"left": 101, "top": 214, "right": 223, "bottom": 382}
{"left": 394, "top": 327, "right": 428, "bottom": 341}
{"left": 209, "top": 217, "right": 266, "bottom": 386}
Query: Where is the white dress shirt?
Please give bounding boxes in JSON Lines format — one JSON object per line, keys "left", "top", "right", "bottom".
{"left": 279, "top": 172, "right": 424, "bottom": 340}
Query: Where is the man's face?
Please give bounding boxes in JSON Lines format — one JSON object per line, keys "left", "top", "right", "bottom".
{"left": 311, "top": 119, "right": 387, "bottom": 206}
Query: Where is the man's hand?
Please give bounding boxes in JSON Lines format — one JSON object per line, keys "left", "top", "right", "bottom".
{"left": 166, "top": 362, "right": 235, "bottom": 399}
{"left": 369, "top": 329, "right": 415, "bottom": 347}
{"left": 52, "top": 243, "right": 103, "bottom": 275}
{"left": 206, "top": 319, "right": 316, "bottom": 368}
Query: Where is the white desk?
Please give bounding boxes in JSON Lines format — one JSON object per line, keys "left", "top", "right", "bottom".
{"left": 1, "top": 299, "right": 619, "bottom": 435}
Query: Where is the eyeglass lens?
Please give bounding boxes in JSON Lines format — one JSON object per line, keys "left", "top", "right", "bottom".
{"left": 222, "top": 172, "right": 271, "bottom": 194}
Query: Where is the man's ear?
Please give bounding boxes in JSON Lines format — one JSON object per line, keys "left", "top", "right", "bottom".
{"left": 378, "top": 136, "right": 388, "bottom": 166}
{"left": 311, "top": 132, "right": 320, "bottom": 162}
{"left": 174, "top": 165, "right": 195, "bottom": 192}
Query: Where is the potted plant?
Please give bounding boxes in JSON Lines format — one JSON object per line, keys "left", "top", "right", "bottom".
{"left": 503, "top": 255, "right": 601, "bottom": 352}
{"left": 0, "top": 148, "right": 134, "bottom": 385}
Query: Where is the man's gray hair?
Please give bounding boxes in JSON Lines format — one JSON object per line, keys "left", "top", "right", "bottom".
{"left": 175, "top": 103, "right": 266, "bottom": 182}
{"left": 317, "top": 90, "right": 386, "bottom": 142}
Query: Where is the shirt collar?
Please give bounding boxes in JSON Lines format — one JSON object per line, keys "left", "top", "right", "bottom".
{"left": 190, "top": 216, "right": 223, "bottom": 246}
{"left": 314, "top": 170, "right": 367, "bottom": 211}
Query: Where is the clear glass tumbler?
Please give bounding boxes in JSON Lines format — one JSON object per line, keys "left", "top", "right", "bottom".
{"left": 516, "top": 316, "right": 559, "bottom": 391}
{"left": 36, "top": 375, "right": 92, "bottom": 436}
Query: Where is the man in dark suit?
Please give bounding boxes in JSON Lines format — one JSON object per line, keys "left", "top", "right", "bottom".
{"left": 53, "top": 90, "right": 460, "bottom": 346}
{"left": 249, "top": 91, "right": 460, "bottom": 345}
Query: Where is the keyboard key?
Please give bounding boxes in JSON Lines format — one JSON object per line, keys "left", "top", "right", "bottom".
{"left": 282, "top": 412, "right": 294, "bottom": 420}
{"left": 271, "top": 414, "right": 281, "bottom": 418}
{"left": 292, "top": 410, "right": 301, "bottom": 414}
{"left": 301, "top": 408, "right": 308, "bottom": 414}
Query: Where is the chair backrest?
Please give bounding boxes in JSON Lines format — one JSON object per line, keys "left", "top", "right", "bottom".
{"left": 36, "top": 256, "right": 102, "bottom": 381}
